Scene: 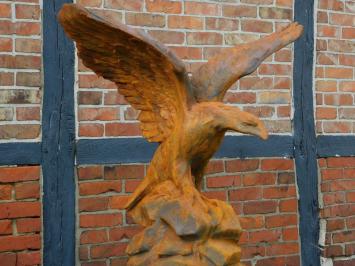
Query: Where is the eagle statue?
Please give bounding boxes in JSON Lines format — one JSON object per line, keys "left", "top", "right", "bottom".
{"left": 58, "top": 4, "right": 303, "bottom": 265}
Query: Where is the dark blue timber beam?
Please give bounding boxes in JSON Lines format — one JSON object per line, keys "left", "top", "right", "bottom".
{"left": 42, "top": 0, "right": 75, "bottom": 265}
{"left": 76, "top": 135, "right": 294, "bottom": 165}
{"left": 293, "top": 0, "right": 320, "bottom": 265}
{"left": 0, "top": 142, "right": 41, "bottom": 165}
{"left": 317, "top": 136, "right": 355, "bottom": 157}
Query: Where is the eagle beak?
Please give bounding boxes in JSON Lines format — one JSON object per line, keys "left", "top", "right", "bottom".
{"left": 225, "top": 107, "right": 269, "bottom": 140}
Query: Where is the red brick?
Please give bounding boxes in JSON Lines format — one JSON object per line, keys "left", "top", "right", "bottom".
{"left": 16, "top": 218, "right": 41, "bottom": 233}
{"left": 347, "top": 191, "right": 355, "bottom": 203}
{"left": 0, "top": 202, "right": 40, "bottom": 219}
{"left": 109, "top": 226, "right": 142, "bottom": 241}
{"left": 259, "top": 64, "right": 292, "bottom": 76}
{"left": 222, "top": 5, "right": 257, "bottom": 17}
{"left": 206, "top": 18, "right": 239, "bottom": 31}
{"left": 243, "top": 173, "right": 276, "bottom": 186}
{"left": 229, "top": 187, "right": 262, "bottom": 201}
{"left": 318, "top": 25, "right": 339, "bottom": 37}
{"left": 15, "top": 22, "right": 41, "bottom": 35}
{"left": 104, "top": 165, "right": 144, "bottom": 179}
{"left": 0, "top": 21, "right": 13, "bottom": 35}
{"left": 241, "top": 245, "right": 265, "bottom": 260}
{"left": 327, "top": 157, "right": 355, "bottom": 168}
{"left": 79, "top": 181, "right": 121, "bottom": 196}
{"left": 0, "top": 166, "right": 40, "bottom": 183}
{"left": 277, "top": 172, "right": 295, "bottom": 184}
{"left": 146, "top": 0, "right": 182, "bottom": 14}
{"left": 249, "top": 229, "right": 281, "bottom": 244}
{"left": 330, "top": 180, "right": 355, "bottom": 192}
{"left": 259, "top": 7, "right": 291, "bottom": 19}
{"left": 225, "top": 92, "right": 256, "bottom": 104}
{"left": 79, "top": 197, "right": 109, "bottom": 212}
{"left": 109, "top": 195, "right": 130, "bottom": 209}
{"left": 79, "top": 74, "right": 116, "bottom": 89}
{"left": 323, "top": 192, "right": 346, "bottom": 205}
{"left": 339, "top": 55, "right": 355, "bottom": 67}
{"left": 17, "top": 251, "right": 41, "bottom": 266}
{"left": 280, "top": 198, "right": 297, "bottom": 212}
{"left": 327, "top": 219, "right": 345, "bottom": 231}
{"left": 80, "top": 229, "right": 108, "bottom": 244}
{"left": 79, "top": 124, "right": 104, "bottom": 137}
{"left": 168, "top": 16, "right": 203, "bottom": 30}
{"left": 0, "top": 235, "right": 40, "bottom": 252}
{"left": 15, "top": 38, "right": 41, "bottom": 53}
{"left": 243, "top": 200, "right": 277, "bottom": 214}
{"left": 0, "top": 185, "right": 12, "bottom": 200}
{"left": 322, "top": 169, "right": 343, "bottom": 181}
{"left": 77, "top": 0, "right": 102, "bottom": 7}
{"left": 0, "top": 38, "right": 12, "bottom": 52}
{"left": 263, "top": 186, "right": 296, "bottom": 199}
{"left": 80, "top": 213, "right": 122, "bottom": 228}
{"left": 78, "top": 166, "right": 103, "bottom": 180}
{"left": 126, "top": 13, "right": 165, "bottom": 27}
{"left": 240, "top": 77, "right": 273, "bottom": 90}
{"left": 225, "top": 159, "right": 259, "bottom": 173}
{"left": 16, "top": 4, "right": 40, "bottom": 20}
{"left": 319, "top": 0, "right": 344, "bottom": 11}
{"left": 148, "top": 30, "right": 184, "bottom": 44}
{"left": 125, "top": 179, "right": 141, "bottom": 193}
{"left": 15, "top": 182, "right": 39, "bottom": 199}
{"left": 265, "top": 214, "right": 298, "bottom": 228}
{"left": 333, "top": 231, "right": 355, "bottom": 243}
{"left": 0, "top": 72, "right": 14, "bottom": 86}
{"left": 347, "top": 217, "right": 355, "bottom": 229}
{"left": 184, "top": 1, "right": 219, "bottom": 16}
{"left": 205, "top": 160, "right": 224, "bottom": 174}
{"left": 207, "top": 175, "right": 241, "bottom": 188}
{"left": 0, "top": 3, "right": 11, "bottom": 18}
{"left": 111, "top": 258, "right": 128, "bottom": 266}
{"left": 239, "top": 216, "right": 264, "bottom": 230}
{"left": 187, "top": 32, "right": 223, "bottom": 45}
{"left": 0, "top": 220, "right": 12, "bottom": 235}
{"left": 283, "top": 227, "right": 299, "bottom": 241}
{"left": 261, "top": 159, "right": 293, "bottom": 171}
{"left": 266, "top": 243, "right": 299, "bottom": 256}
{"left": 78, "top": 91, "right": 102, "bottom": 105}
{"left": 105, "top": 123, "right": 141, "bottom": 136}
{"left": 104, "top": 0, "right": 143, "bottom": 11}
{"left": 78, "top": 107, "right": 119, "bottom": 121}
{"left": 325, "top": 245, "right": 344, "bottom": 257}
{"left": 241, "top": 20, "right": 273, "bottom": 33}
{"left": 322, "top": 204, "right": 355, "bottom": 218}
{"left": 90, "top": 242, "right": 127, "bottom": 259}
{"left": 316, "top": 107, "right": 337, "bottom": 119}
{"left": 324, "top": 67, "right": 353, "bottom": 79}
{"left": 0, "top": 124, "right": 41, "bottom": 139}
{"left": 0, "top": 253, "right": 16, "bottom": 266}
{"left": 16, "top": 107, "right": 40, "bottom": 121}
{"left": 330, "top": 13, "right": 353, "bottom": 26}
{"left": 317, "top": 80, "right": 337, "bottom": 92}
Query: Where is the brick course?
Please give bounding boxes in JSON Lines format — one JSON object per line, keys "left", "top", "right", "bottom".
{"left": 77, "top": 158, "right": 300, "bottom": 265}
{"left": 0, "top": 165, "right": 41, "bottom": 266}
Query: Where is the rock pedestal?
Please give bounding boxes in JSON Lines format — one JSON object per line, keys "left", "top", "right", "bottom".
{"left": 126, "top": 181, "right": 243, "bottom": 266}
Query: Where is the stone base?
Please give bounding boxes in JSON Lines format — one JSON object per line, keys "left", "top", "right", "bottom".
{"left": 126, "top": 181, "right": 243, "bottom": 266}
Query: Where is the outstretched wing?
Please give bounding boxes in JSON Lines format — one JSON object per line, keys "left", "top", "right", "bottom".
{"left": 58, "top": 4, "right": 194, "bottom": 142}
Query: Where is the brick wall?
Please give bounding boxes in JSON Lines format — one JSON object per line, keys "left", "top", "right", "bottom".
{"left": 76, "top": 0, "right": 295, "bottom": 139}
{"left": 0, "top": 0, "right": 42, "bottom": 141}
{"left": 319, "top": 158, "right": 355, "bottom": 265}
{"left": 315, "top": 0, "right": 355, "bottom": 134}
{"left": 77, "top": 158, "right": 300, "bottom": 265}
{"left": 0, "top": 166, "right": 42, "bottom": 265}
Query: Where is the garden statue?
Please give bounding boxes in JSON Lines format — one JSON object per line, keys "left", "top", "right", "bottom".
{"left": 59, "top": 4, "right": 303, "bottom": 265}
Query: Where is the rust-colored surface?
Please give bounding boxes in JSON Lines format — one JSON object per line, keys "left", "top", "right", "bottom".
{"left": 58, "top": 4, "right": 303, "bottom": 265}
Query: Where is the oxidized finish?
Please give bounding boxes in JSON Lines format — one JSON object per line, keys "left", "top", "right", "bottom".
{"left": 58, "top": 4, "right": 303, "bottom": 265}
